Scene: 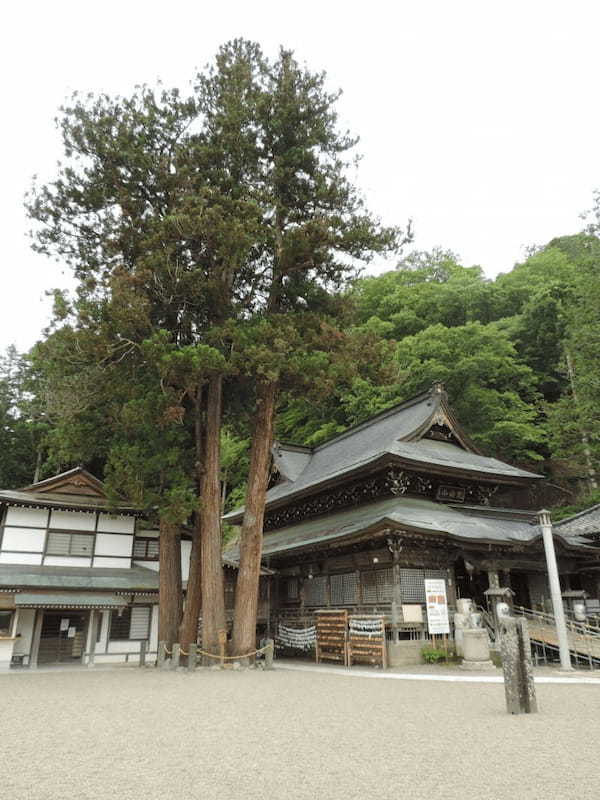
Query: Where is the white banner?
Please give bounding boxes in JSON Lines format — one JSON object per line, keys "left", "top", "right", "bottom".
{"left": 424, "top": 579, "right": 450, "bottom": 635}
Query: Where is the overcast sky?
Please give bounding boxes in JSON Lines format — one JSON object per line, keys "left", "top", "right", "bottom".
{"left": 2, "top": 0, "right": 599, "bottom": 353}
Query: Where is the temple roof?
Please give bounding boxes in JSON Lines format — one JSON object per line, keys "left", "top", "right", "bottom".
{"left": 225, "top": 496, "right": 593, "bottom": 561}
{"left": 0, "top": 467, "right": 139, "bottom": 514}
{"left": 225, "top": 385, "right": 541, "bottom": 524}
{"left": 555, "top": 504, "right": 600, "bottom": 538}
{"left": 0, "top": 564, "right": 159, "bottom": 592}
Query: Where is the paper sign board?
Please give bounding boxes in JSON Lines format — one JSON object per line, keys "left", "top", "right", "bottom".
{"left": 60, "top": 618, "right": 69, "bottom": 631}
{"left": 424, "top": 579, "right": 450, "bottom": 634}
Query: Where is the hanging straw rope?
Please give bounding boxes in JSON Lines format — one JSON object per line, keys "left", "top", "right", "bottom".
{"left": 163, "top": 642, "right": 271, "bottom": 661}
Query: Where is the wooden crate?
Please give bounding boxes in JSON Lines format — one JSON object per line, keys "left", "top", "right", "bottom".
{"left": 315, "top": 609, "right": 348, "bottom": 666}
{"left": 348, "top": 615, "right": 387, "bottom": 668}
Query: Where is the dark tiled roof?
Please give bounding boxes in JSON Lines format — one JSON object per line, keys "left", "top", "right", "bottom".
{"left": 225, "top": 388, "right": 541, "bottom": 523}
{"left": 0, "top": 564, "right": 159, "bottom": 592}
{"left": 0, "top": 489, "right": 138, "bottom": 514}
{"left": 225, "top": 496, "right": 591, "bottom": 560}
{"left": 555, "top": 504, "right": 600, "bottom": 537}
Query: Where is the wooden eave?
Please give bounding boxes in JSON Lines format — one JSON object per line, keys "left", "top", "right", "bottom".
{"left": 227, "top": 453, "right": 540, "bottom": 526}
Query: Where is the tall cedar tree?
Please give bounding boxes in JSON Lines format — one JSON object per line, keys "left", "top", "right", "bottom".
{"left": 26, "top": 41, "right": 403, "bottom": 656}
{"left": 225, "top": 49, "right": 402, "bottom": 656}
{"left": 26, "top": 43, "right": 267, "bottom": 655}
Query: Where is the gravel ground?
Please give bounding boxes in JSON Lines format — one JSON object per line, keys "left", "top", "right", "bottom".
{"left": 2, "top": 666, "right": 599, "bottom": 800}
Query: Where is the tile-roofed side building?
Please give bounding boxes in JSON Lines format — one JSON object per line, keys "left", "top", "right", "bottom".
{"left": 0, "top": 467, "right": 188, "bottom": 669}
{"left": 555, "top": 504, "right": 600, "bottom": 543}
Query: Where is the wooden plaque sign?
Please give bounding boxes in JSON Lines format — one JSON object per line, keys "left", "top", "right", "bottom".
{"left": 315, "top": 609, "right": 348, "bottom": 666}
{"left": 347, "top": 615, "right": 387, "bottom": 668}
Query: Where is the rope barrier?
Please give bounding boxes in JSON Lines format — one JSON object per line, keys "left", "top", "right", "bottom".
{"left": 161, "top": 642, "right": 271, "bottom": 661}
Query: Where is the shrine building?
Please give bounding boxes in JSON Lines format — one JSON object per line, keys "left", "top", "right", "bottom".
{"left": 225, "top": 384, "right": 600, "bottom": 664}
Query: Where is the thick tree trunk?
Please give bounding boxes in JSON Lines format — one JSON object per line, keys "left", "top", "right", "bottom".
{"left": 158, "top": 518, "right": 183, "bottom": 648}
{"left": 178, "top": 516, "right": 201, "bottom": 649}
{"left": 200, "top": 374, "right": 226, "bottom": 657}
{"left": 231, "top": 380, "right": 277, "bottom": 659}
{"left": 178, "top": 386, "right": 205, "bottom": 650}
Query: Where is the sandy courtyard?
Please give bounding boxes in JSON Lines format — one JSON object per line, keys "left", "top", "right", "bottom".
{"left": 2, "top": 666, "right": 599, "bottom": 800}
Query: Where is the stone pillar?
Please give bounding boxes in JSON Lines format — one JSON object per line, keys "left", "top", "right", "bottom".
{"left": 538, "top": 510, "right": 573, "bottom": 671}
{"left": 499, "top": 615, "right": 537, "bottom": 714}
{"left": 460, "top": 628, "right": 494, "bottom": 670}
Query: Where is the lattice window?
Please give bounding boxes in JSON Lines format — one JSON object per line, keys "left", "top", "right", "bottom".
{"left": 133, "top": 538, "right": 159, "bottom": 560}
{"left": 330, "top": 572, "right": 358, "bottom": 605}
{"left": 109, "top": 606, "right": 151, "bottom": 640}
{"left": 361, "top": 568, "right": 393, "bottom": 604}
{"left": 376, "top": 568, "right": 393, "bottom": 602}
{"left": 286, "top": 577, "right": 299, "bottom": 601}
{"left": 424, "top": 569, "right": 447, "bottom": 580}
{"left": 400, "top": 568, "right": 426, "bottom": 602}
{"left": 362, "top": 571, "right": 377, "bottom": 604}
{"left": 304, "top": 576, "right": 327, "bottom": 607}
{"left": 46, "top": 531, "right": 94, "bottom": 557}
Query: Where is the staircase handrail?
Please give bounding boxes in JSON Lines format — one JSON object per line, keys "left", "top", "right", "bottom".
{"left": 514, "top": 605, "right": 600, "bottom": 641}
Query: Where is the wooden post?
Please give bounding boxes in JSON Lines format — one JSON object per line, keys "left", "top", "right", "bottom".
{"left": 171, "top": 642, "right": 181, "bottom": 669}
{"left": 87, "top": 610, "right": 98, "bottom": 668}
{"left": 139, "top": 640, "right": 147, "bottom": 667}
{"left": 29, "top": 610, "right": 44, "bottom": 670}
{"left": 218, "top": 629, "right": 227, "bottom": 667}
{"left": 387, "top": 534, "right": 403, "bottom": 643}
{"left": 265, "top": 577, "right": 272, "bottom": 639}
{"left": 264, "top": 639, "right": 274, "bottom": 669}
{"left": 187, "top": 642, "right": 197, "bottom": 672}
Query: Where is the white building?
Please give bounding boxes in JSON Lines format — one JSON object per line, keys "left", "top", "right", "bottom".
{"left": 0, "top": 467, "right": 191, "bottom": 669}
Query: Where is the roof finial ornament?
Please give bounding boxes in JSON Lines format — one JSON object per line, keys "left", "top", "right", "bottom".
{"left": 431, "top": 381, "right": 446, "bottom": 397}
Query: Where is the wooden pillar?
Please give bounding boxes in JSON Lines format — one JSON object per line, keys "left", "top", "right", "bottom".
{"left": 86, "top": 610, "right": 98, "bottom": 668}
{"left": 265, "top": 576, "right": 272, "bottom": 639}
{"left": 387, "top": 534, "right": 403, "bottom": 643}
{"left": 29, "top": 610, "right": 44, "bottom": 669}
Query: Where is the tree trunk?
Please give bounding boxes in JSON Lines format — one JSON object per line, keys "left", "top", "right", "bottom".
{"left": 178, "top": 516, "right": 201, "bottom": 649}
{"left": 158, "top": 518, "right": 183, "bottom": 647}
{"left": 231, "top": 380, "right": 277, "bottom": 659}
{"left": 200, "top": 374, "right": 226, "bottom": 658}
{"left": 179, "top": 386, "right": 205, "bottom": 650}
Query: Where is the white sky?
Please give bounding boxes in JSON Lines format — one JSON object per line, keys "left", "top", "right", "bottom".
{"left": 2, "top": 0, "right": 599, "bottom": 352}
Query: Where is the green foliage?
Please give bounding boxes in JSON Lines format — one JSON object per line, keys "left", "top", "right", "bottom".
{"left": 351, "top": 251, "right": 494, "bottom": 340}
{"left": 421, "top": 646, "right": 448, "bottom": 664}
{"left": 0, "top": 347, "right": 46, "bottom": 488}
{"left": 395, "top": 322, "right": 544, "bottom": 462}
{"left": 551, "top": 491, "right": 600, "bottom": 522}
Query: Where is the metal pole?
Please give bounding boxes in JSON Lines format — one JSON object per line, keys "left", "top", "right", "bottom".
{"left": 538, "top": 510, "right": 573, "bottom": 671}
